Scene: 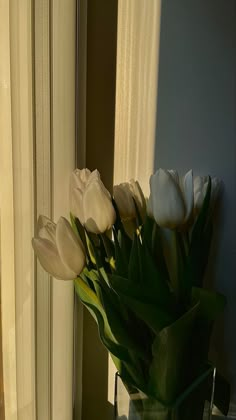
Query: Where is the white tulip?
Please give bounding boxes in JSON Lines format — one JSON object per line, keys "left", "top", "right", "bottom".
{"left": 113, "top": 183, "right": 136, "bottom": 220}
{"left": 113, "top": 179, "right": 146, "bottom": 221}
{"left": 83, "top": 177, "right": 116, "bottom": 233}
{"left": 32, "top": 216, "right": 86, "bottom": 280}
{"left": 70, "top": 168, "right": 93, "bottom": 223}
{"left": 70, "top": 168, "right": 116, "bottom": 233}
{"left": 128, "top": 179, "right": 146, "bottom": 219}
{"left": 194, "top": 175, "right": 221, "bottom": 212}
{"left": 70, "top": 168, "right": 91, "bottom": 190}
{"left": 148, "top": 168, "right": 193, "bottom": 229}
{"left": 70, "top": 169, "right": 101, "bottom": 224}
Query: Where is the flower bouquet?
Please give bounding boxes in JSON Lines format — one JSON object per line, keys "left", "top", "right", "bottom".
{"left": 32, "top": 168, "right": 230, "bottom": 420}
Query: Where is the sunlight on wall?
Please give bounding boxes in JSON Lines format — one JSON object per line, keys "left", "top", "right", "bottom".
{"left": 113, "top": 0, "right": 162, "bottom": 195}
{"left": 110, "top": 0, "right": 162, "bottom": 404}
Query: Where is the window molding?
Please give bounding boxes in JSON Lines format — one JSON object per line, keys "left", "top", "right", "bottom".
{"left": 34, "top": 1, "right": 77, "bottom": 419}
{"left": 1, "top": 1, "right": 77, "bottom": 419}
{"left": 0, "top": 2, "right": 18, "bottom": 419}
{"left": 1, "top": 1, "right": 36, "bottom": 419}
{"left": 34, "top": 1, "right": 52, "bottom": 418}
{"left": 10, "top": 1, "right": 36, "bottom": 419}
{"left": 50, "top": 1, "right": 76, "bottom": 419}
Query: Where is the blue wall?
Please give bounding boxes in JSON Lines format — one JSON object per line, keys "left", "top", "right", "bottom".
{"left": 155, "top": 0, "right": 236, "bottom": 404}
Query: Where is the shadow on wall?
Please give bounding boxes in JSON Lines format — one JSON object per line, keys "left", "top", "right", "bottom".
{"left": 155, "top": 0, "right": 236, "bottom": 402}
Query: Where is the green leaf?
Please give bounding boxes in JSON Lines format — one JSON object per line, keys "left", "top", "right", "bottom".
{"left": 118, "top": 228, "right": 132, "bottom": 261}
{"left": 109, "top": 276, "right": 175, "bottom": 333}
{"left": 70, "top": 214, "right": 85, "bottom": 244}
{"left": 74, "top": 278, "right": 131, "bottom": 362}
{"left": 142, "top": 215, "right": 155, "bottom": 250}
{"left": 152, "top": 225, "right": 170, "bottom": 283}
{"left": 141, "top": 241, "right": 173, "bottom": 309}
{"left": 84, "top": 230, "right": 97, "bottom": 266}
{"left": 166, "top": 230, "right": 192, "bottom": 305}
{"left": 113, "top": 228, "right": 129, "bottom": 277}
{"left": 112, "top": 197, "right": 123, "bottom": 230}
{"left": 148, "top": 302, "right": 199, "bottom": 403}
{"left": 187, "top": 221, "right": 213, "bottom": 288}
{"left": 83, "top": 269, "right": 149, "bottom": 363}
{"left": 109, "top": 274, "right": 169, "bottom": 306}
{"left": 127, "top": 230, "right": 174, "bottom": 312}
{"left": 128, "top": 233, "right": 143, "bottom": 284}
{"left": 143, "top": 218, "right": 167, "bottom": 268}
{"left": 70, "top": 213, "right": 91, "bottom": 262}
{"left": 192, "top": 287, "right": 226, "bottom": 321}
{"left": 70, "top": 212, "right": 79, "bottom": 235}
{"left": 132, "top": 197, "right": 142, "bottom": 227}
{"left": 100, "top": 232, "right": 115, "bottom": 259}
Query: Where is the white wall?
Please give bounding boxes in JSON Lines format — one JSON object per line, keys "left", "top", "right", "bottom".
{"left": 155, "top": 0, "right": 236, "bottom": 404}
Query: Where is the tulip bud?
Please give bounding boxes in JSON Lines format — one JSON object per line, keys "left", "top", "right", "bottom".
{"left": 149, "top": 168, "right": 193, "bottom": 229}
{"left": 32, "top": 216, "right": 86, "bottom": 280}
{"left": 70, "top": 187, "right": 85, "bottom": 224}
{"left": 113, "top": 179, "right": 146, "bottom": 221}
{"left": 70, "top": 168, "right": 93, "bottom": 223}
{"left": 70, "top": 168, "right": 91, "bottom": 190}
{"left": 113, "top": 183, "right": 136, "bottom": 220}
{"left": 194, "top": 175, "right": 221, "bottom": 213}
{"left": 128, "top": 179, "right": 146, "bottom": 219}
{"left": 83, "top": 177, "right": 116, "bottom": 233}
{"left": 70, "top": 169, "right": 116, "bottom": 233}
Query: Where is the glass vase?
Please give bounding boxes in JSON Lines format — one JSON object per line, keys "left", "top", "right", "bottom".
{"left": 114, "top": 370, "right": 215, "bottom": 420}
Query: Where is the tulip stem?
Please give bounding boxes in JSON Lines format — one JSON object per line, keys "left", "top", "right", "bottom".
{"left": 182, "top": 232, "right": 190, "bottom": 256}
{"left": 100, "top": 233, "right": 115, "bottom": 259}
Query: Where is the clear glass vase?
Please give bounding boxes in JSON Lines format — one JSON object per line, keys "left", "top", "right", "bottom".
{"left": 114, "top": 370, "right": 215, "bottom": 420}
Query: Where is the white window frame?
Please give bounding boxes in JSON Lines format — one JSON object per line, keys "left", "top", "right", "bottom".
{"left": 35, "top": 1, "right": 76, "bottom": 419}
{"left": 1, "top": 2, "right": 35, "bottom": 419}
{"left": 0, "top": 1, "right": 77, "bottom": 419}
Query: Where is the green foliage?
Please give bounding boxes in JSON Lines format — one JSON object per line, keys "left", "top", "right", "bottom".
{"left": 148, "top": 302, "right": 200, "bottom": 403}
{"left": 72, "top": 176, "right": 230, "bottom": 416}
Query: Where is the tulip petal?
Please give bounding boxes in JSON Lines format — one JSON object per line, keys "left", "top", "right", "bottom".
{"left": 56, "top": 217, "right": 86, "bottom": 275}
{"left": 182, "top": 170, "right": 194, "bottom": 222}
{"left": 113, "top": 183, "right": 135, "bottom": 220}
{"left": 168, "top": 170, "right": 179, "bottom": 185}
{"left": 70, "top": 187, "right": 85, "bottom": 224}
{"left": 83, "top": 179, "right": 116, "bottom": 233}
{"left": 38, "top": 225, "right": 56, "bottom": 243}
{"left": 80, "top": 168, "right": 92, "bottom": 184}
{"left": 150, "top": 169, "right": 185, "bottom": 228}
{"left": 129, "top": 179, "right": 146, "bottom": 218}
{"left": 70, "top": 168, "right": 91, "bottom": 190}
{"left": 32, "top": 237, "right": 77, "bottom": 280}
{"left": 37, "top": 215, "right": 53, "bottom": 232}
{"left": 38, "top": 218, "right": 57, "bottom": 243}
{"left": 86, "top": 169, "right": 101, "bottom": 186}
{"left": 194, "top": 176, "right": 208, "bottom": 210}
